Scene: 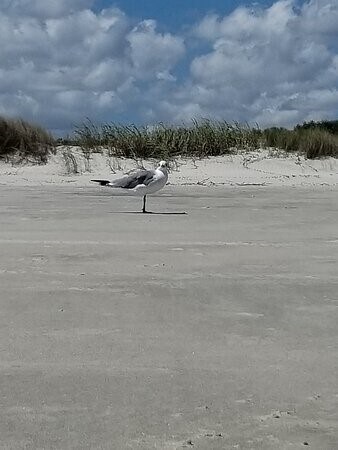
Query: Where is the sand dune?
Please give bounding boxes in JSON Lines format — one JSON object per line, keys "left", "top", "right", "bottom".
{"left": 1, "top": 146, "right": 337, "bottom": 187}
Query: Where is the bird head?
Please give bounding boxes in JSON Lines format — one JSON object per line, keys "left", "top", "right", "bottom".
{"left": 157, "top": 160, "right": 169, "bottom": 174}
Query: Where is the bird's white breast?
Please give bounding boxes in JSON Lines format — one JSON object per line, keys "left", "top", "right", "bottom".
{"left": 134, "top": 168, "right": 168, "bottom": 195}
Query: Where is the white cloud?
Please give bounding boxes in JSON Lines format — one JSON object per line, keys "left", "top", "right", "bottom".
{"left": 0, "top": 0, "right": 337, "bottom": 133}
{"left": 3, "top": 0, "right": 95, "bottom": 19}
{"left": 0, "top": 3, "right": 185, "bottom": 133}
{"left": 127, "top": 20, "right": 185, "bottom": 79}
{"left": 170, "top": 0, "right": 338, "bottom": 127}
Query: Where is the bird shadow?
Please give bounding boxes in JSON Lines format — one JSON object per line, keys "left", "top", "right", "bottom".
{"left": 108, "top": 211, "right": 187, "bottom": 215}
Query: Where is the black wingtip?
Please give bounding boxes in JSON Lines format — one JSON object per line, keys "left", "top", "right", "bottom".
{"left": 91, "top": 179, "right": 110, "bottom": 186}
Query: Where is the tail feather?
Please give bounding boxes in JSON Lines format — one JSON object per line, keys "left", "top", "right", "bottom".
{"left": 91, "top": 179, "right": 111, "bottom": 186}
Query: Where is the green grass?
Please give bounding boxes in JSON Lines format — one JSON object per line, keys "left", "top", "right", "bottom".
{"left": 71, "top": 119, "right": 338, "bottom": 160}
{"left": 263, "top": 127, "right": 338, "bottom": 159}
{"left": 1, "top": 115, "right": 337, "bottom": 163}
{"left": 72, "top": 119, "right": 262, "bottom": 159}
{"left": 0, "top": 115, "right": 55, "bottom": 163}
{"left": 295, "top": 119, "right": 338, "bottom": 134}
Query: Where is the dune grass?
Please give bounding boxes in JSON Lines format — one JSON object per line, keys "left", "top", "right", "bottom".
{"left": 71, "top": 119, "right": 338, "bottom": 160}
{"left": 1, "top": 115, "right": 337, "bottom": 164}
{"left": 263, "top": 127, "right": 338, "bottom": 159}
{"left": 295, "top": 119, "right": 338, "bottom": 134}
{"left": 0, "top": 115, "right": 55, "bottom": 163}
{"left": 73, "top": 119, "right": 262, "bottom": 159}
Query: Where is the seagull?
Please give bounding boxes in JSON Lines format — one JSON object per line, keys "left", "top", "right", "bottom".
{"left": 91, "top": 161, "right": 169, "bottom": 213}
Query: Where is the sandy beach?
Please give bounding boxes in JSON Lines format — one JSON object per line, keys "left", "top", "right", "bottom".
{"left": 2, "top": 0, "right": 338, "bottom": 444}
{"left": 1, "top": 146, "right": 338, "bottom": 188}
{"left": 0, "top": 152, "right": 337, "bottom": 449}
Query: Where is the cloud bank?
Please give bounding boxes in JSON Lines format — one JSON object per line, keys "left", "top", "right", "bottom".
{"left": 0, "top": 0, "right": 337, "bottom": 134}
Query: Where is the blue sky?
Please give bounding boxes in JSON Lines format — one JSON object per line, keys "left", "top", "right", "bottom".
{"left": 95, "top": 1, "right": 277, "bottom": 30}
{"left": 0, "top": 0, "right": 337, "bottom": 135}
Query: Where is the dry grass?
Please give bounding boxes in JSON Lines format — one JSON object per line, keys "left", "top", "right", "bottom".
{"left": 0, "top": 115, "right": 55, "bottom": 163}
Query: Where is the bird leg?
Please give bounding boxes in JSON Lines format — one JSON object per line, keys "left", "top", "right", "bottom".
{"left": 142, "top": 195, "right": 153, "bottom": 214}
{"left": 142, "top": 195, "right": 147, "bottom": 213}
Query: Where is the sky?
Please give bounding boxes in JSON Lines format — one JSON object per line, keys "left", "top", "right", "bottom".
{"left": 0, "top": 0, "right": 337, "bottom": 135}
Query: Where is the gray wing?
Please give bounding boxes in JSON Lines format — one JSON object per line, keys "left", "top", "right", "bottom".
{"left": 111, "top": 169, "right": 156, "bottom": 189}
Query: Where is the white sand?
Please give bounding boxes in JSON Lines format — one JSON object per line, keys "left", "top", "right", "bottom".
{"left": 1, "top": 146, "right": 337, "bottom": 187}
